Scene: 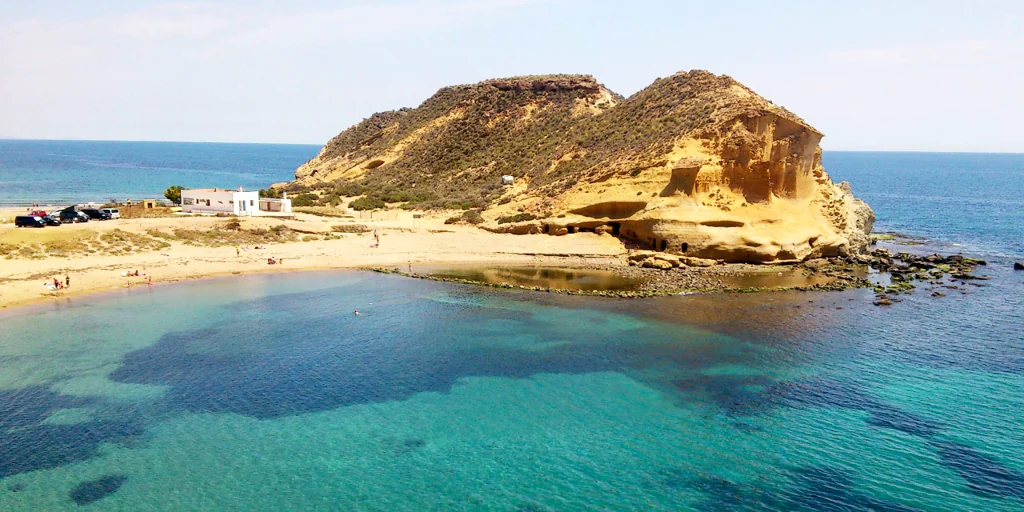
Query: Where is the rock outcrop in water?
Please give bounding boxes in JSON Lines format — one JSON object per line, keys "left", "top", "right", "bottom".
{"left": 293, "top": 70, "right": 874, "bottom": 263}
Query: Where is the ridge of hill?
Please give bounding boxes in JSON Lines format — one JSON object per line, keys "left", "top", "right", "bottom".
{"left": 289, "top": 70, "right": 874, "bottom": 262}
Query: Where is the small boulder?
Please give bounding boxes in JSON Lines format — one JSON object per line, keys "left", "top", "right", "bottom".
{"left": 628, "top": 251, "right": 653, "bottom": 263}
{"left": 803, "top": 258, "right": 830, "bottom": 270}
{"left": 679, "top": 256, "right": 718, "bottom": 267}
{"left": 652, "top": 254, "right": 681, "bottom": 267}
{"left": 1014, "top": 262, "right": 1024, "bottom": 271}
{"left": 641, "top": 258, "right": 673, "bottom": 270}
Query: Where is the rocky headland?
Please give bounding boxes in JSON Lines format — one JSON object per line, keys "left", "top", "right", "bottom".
{"left": 290, "top": 70, "right": 874, "bottom": 264}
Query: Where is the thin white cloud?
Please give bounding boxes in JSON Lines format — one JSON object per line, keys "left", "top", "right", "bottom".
{"left": 0, "top": 0, "right": 550, "bottom": 62}
{"left": 830, "top": 40, "right": 998, "bottom": 65}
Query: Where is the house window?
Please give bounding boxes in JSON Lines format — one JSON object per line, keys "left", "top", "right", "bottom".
{"left": 183, "top": 198, "right": 194, "bottom": 205}
{"left": 205, "top": 199, "right": 211, "bottom": 206}
{"left": 250, "top": 200, "right": 254, "bottom": 206}
{"left": 229, "top": 200, "right": 234, "bottom": 204}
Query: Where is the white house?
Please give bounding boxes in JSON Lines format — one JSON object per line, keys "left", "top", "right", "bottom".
{"left": 181, "top": 187, "right": 259, "bottom": 216}
{"left": 181, "top": 187, "right": 293, "bottom": 216}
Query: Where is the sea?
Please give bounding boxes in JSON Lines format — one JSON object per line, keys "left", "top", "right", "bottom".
{"left": 0, "top": 140, "right": 321, "bottom": 206}
{"left": 0, "top": 143, "right": 1023, "bottom": 511}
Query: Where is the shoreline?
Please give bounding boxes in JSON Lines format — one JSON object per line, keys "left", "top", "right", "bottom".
{"left": 0, "top": 255, "right": 871, "bottom": 313}
{"left": 0, "top": 207, "right": 630, "bottom": 310}
{"left": 0, "top": 208, "right": 992, "bottom": 312}
{"left": 0, "top": 252, "right": 626, "bottom": 311}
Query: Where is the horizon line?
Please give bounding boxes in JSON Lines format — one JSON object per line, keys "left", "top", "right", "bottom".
{"left": 1, "top": 137, "right": 1023, "bottom": 155}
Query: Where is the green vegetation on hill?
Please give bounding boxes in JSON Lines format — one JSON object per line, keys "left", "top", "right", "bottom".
{"left": 292, "top": 71, "right": 807, "bottom": 210}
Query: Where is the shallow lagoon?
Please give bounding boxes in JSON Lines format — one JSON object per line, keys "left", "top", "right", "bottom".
{"left": 0, "top": 268, "right": 1022, "bottom": 511}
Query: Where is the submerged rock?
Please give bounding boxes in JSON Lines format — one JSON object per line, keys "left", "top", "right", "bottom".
{"left": 69, "top": 475, "right": 126, "bottom": 506}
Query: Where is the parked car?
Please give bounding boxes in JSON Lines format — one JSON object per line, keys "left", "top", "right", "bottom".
{"left": 81, "top": 208, "right": 112, "bottom": 220}
{"left": 15, "top": 215, "right": 47, "bottom": 228}
{"left": 57, "top": 209, "right": 89, "bottom": 223}
{"left": 41, "top": 216, "right": 62, "bottom": 226}
{"left": 29, "top": 210, "right": 50, "bottom": 217}
{"left": 100, "top": 208, "right": 121, "bottom": 219}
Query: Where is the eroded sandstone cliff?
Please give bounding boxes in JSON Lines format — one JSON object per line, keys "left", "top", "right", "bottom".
{"left": 293, "top": 70, "right": 874, "bottom": 263}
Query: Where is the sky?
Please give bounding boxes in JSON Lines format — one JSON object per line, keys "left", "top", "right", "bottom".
{"left": 1, "top": 0, "right": 1022, "bottom": 151}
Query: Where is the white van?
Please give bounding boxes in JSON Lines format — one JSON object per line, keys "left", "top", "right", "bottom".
{"left": 100, "top": 208, "right": 121, "bottom": 219}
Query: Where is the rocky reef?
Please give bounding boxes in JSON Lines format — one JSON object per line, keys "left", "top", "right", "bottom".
{"left": 294, "top": 70, "right": 874, "bottom": 263}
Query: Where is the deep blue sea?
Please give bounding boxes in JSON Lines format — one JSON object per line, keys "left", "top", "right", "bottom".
{"left": 0, "top": 146, "right": 1022, "bottom": 511}
{"left": 825, "top": 151, "right": 1024, "bottom": 261}
{"left": 0, "top": 140, "right": 319, "bottom": 205}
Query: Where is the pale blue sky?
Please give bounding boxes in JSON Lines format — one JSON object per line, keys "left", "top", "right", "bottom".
{"left": 1, "top": 0, "right": 1022, "bottom": 151}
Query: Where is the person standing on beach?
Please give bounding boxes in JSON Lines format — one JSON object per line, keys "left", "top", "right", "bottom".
{"left": 373, "top": 230, "right": 380, "bottom": 247}
{"left": 65, "top": 274, "right": 70, "bottom": 289}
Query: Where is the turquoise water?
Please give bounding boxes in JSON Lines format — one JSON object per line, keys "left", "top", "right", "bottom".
{"left": 0, "top": 272, "right": 1021, "bottom": 511}
{"left": 0, "top": 140, "right": 319, "bottom": 205}
{"left": 0, "top": 150, "right": 1022, "bottom": 510}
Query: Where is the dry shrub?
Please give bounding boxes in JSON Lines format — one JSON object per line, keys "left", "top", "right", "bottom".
{"left": 331, "top": 224, "right": 371, "bottom": 233}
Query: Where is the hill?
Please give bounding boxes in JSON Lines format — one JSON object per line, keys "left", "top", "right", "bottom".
{"left": 289, "top": 70, "right": 874, "bottom": 263}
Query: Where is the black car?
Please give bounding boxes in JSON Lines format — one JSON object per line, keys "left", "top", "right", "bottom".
{"left": 57, "top": 209, "right": 89, "bottom": 223}
{"left": 14, "top": 215, "right": 47, "bottom": 228}
{"left": 41, "top": 216, "right": 62, "bottom": 226}
{"left": 81, "top": 208, "right": 112, "bottom": 220}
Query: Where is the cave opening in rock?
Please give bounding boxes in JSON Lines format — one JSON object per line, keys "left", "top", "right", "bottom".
{"left": 660, "top": 239, "right": 667, "bottom": 252}
{"left": 610, "top": 222, "right": 621, "bottom": 236}
{"left": 681, "top": 242, "right": 689, "bottom": 253}
{"left": 364, "top": 159, "right": 386, "bottom": 170}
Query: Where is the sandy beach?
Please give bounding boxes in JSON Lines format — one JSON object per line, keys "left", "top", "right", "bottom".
{"left": 0, "top": 207, "right": 626, "bottom": 309}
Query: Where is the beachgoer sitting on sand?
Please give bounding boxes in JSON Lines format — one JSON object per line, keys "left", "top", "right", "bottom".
{"left": 354, "top": 310, "right": 361, "bottom": 316}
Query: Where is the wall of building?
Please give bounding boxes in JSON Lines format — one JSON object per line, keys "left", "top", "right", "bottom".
{"left": 258, "top": 198, "right": 292, "bottom": 214}
{"left": 181, "top": 190, "right": 259, "bottom": 215}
